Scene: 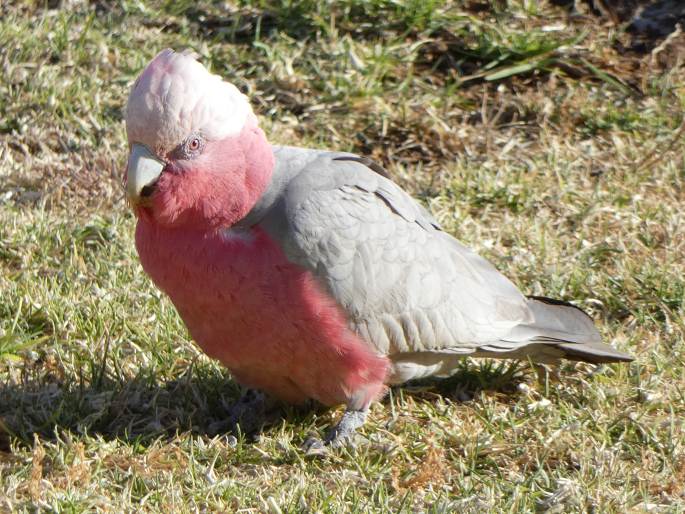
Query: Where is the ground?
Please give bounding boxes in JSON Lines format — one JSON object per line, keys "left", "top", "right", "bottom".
{"left": 1, "top": 1, "right": 684, "bottom": 512}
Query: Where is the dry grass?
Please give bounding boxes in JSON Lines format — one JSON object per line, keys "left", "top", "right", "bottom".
{"left": 1, "top": 0, "right": 684, "bottom": 511}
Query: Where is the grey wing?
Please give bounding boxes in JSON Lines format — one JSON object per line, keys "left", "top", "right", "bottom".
{"left": 257, "top": 149, "right": 632, "bottom": 383}
{"left": 264, "top": 152, "right": 533, "bottom": 355}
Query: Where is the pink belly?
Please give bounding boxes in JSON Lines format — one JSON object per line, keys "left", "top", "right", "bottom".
{"left": 135, "top": 221, "right": 389, "bottom": 408}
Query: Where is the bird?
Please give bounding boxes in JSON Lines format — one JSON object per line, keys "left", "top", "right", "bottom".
{"left": 124, "top": 49, "right": 633, "bottom": 449}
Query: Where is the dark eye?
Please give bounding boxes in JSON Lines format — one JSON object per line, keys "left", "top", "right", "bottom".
{"left": 188, "top": 137, "right": 201, "bottom": 151}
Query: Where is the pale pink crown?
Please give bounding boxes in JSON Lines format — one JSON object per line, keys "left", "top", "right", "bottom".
{"left": 126, "top": 49, "right": 251, "bottom": 152}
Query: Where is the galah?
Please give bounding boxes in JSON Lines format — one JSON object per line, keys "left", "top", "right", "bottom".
{"left": 124, "top": 49, "right": 632, "bottom": 448}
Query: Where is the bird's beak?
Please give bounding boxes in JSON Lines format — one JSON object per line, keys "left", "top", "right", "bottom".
{"left": 126, "top": 143, "right": 165, "bottom": 204}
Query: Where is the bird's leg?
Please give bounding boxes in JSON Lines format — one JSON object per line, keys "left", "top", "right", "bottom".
{"left": 303, "top": 407, "right": 368, "bottom": 453}
{"left": 225, "top": 388, "right": 283, "bottom": 436}
{"left": 325, "top": 408, "right": 368, "bottom": 446}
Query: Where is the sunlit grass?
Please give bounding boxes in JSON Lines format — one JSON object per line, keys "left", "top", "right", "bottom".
{"left": 0, "top": 1, "right": 683, "bottom": 511}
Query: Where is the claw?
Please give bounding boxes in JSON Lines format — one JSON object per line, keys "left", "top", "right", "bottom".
{"left": 302, "top": 436, "right": 328, "bottom": 456}
{"left": 302, "top": 408, "right": 368, "bottom": 453}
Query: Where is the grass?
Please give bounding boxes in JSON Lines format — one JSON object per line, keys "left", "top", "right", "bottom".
{"left": 1, "top": 0, "right": 684, "bottom": 511}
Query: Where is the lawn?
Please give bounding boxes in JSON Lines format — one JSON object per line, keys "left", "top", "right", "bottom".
{"left": 1, "top": 1, "right": 684, "bottom": 511}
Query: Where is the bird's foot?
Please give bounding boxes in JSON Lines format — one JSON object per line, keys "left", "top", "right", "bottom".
{"left": 303, "top": 408, "right": 368, "bottom": 455}
{"left": 225, "top": 389, "right": 283, "bottom": 436}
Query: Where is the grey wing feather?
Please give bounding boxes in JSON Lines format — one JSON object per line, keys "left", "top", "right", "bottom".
{"left": 262, "top": 150, "right": 531, "bottom": 351}
{"left": 256, "top": 147, "right": 632, "bottom": 379}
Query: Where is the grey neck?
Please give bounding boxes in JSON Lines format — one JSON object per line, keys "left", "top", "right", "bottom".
{"left": 235, "top": 145, "right": 310, "bottom": 228}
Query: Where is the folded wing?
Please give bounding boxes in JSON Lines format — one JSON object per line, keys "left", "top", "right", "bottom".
{"left": 259, "top": 149, "right": 632, "bottom": 382}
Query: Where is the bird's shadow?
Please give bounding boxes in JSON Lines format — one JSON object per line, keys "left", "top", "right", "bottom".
{"left": 0, "top": 364, "right": 247, "bottom": 450}
{"left": 0, "top": 359, "right": 528, "bottom": 450}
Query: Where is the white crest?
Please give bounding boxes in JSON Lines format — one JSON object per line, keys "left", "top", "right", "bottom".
{"left": 126, "top": 49, "right": 252, "bottom": 150}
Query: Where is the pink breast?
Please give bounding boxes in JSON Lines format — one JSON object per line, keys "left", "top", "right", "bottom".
{"left": 135, "top": 220, "right": 389, "bottom": 408}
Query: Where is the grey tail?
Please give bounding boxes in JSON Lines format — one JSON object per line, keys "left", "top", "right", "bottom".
{"left": 526, "top": 296, "right": 634, "bottom": 363}
{"left": 556, "top": 341, "right": 634, "bottom": 363}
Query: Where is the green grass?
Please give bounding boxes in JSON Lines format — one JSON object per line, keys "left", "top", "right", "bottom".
{"left": 1, "top": 0, "right": 684, "bottom": 511}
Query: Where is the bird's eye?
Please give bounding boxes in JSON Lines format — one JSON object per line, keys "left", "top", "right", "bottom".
{"left": 189, "top": 137, "right": 201, "bottom": 151}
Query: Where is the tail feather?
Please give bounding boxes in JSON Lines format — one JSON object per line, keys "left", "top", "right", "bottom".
{"left": 499, "top": 296, "right": 634, "bottom": 364}
{"left": 557, "top": 341, "right": 634, "bottom": 363}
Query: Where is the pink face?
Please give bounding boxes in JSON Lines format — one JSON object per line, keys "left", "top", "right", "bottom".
{"left": 125, "top": 50, "right": 274, "bottom": 231}
{"left": 130, "top": 116, "right": 272, "bottom": 230}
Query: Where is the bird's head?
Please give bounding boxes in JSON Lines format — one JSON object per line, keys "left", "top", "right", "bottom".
{"left": 124, "top": 49, "right": 274, "bottom": 230}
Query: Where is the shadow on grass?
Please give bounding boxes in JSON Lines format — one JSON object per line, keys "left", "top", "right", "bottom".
{"left": 401, "top": 359, "right": 527, "bottom": 403}
{"left": 0, "top": 366, "right": 245, "bottom": 449}
{"left": 90, "top": 1, "right": 443, "bottom": 44}
{"left": 0, "top": 359, "right": 527, "bottom": 449}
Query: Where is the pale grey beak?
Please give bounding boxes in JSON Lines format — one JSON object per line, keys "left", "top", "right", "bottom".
{"left": 126, "top": 143, "right": 165, "bottom": 203}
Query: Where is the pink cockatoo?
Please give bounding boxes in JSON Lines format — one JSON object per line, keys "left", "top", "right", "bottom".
{"left": 124, "top": 50, "right": 632, "bottom": 448}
